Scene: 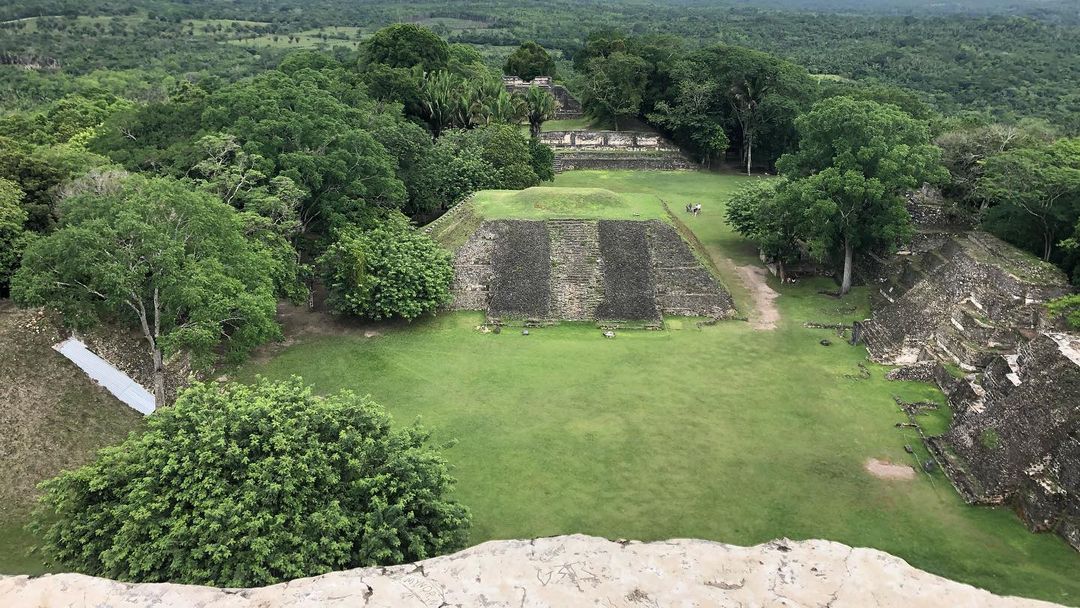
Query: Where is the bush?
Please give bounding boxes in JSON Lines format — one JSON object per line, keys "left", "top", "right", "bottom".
{"left": 320, "top": 216, "right": 454, "bottom": 320}
{"left": 32, "top": 377, "right": 471, "bottom": 587}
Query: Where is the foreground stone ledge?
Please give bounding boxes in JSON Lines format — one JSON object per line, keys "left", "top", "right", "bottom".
{"left": 0, "top": 535, "right": 1062, "bottom": 607}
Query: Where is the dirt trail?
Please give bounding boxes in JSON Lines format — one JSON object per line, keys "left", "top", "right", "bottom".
{"left": 735, "top": 264, "right": 780, "bottom": 330}
{"left": 865, "top": 458, "right": 916, "bottom": 480}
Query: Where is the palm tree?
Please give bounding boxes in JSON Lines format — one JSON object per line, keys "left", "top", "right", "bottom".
{"left": 420, "top": 71, "right": 465, "bottom": 138}
{"left": 490, "top": 90, "right": 527, "bottom": 125}
{"left": 524, "top": 85, "right": 558, "bottom": 138}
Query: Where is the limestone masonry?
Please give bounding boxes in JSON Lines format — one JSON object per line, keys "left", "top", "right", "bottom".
{"left": 0, "top": 535, "right": 1063, "bottom": 607}
{"left": 862, "top": 195, "right": 1080, "bottom": 550}
{"left": 451, "top": 219, "right": 734, "bottom": 324}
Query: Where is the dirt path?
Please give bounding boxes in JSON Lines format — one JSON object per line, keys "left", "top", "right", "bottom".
{"left": 865, "top": 458, "right": 916, "bottom": 480}
{"left": 735, "top": 264, "right": 780, "bottom": 330}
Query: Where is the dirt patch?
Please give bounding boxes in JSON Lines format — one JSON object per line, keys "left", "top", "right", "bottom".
{"left": 864, "top": 458, "right": 916, "bottom": 480}
{"left": 736, "top": 265, "right": 780, "bottom": 330}
{"left": 0, "top": 301, "right": 143, "bottom": 520}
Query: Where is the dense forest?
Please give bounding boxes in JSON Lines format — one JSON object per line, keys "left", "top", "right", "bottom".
{"left": 1, "top": 0, "right": 1079, "bottom": 130}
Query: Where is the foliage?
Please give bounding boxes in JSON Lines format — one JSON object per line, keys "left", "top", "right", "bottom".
{"left": 365, "top": 23, "right": 449, "bottom": 72}
{"left": 412, "top": 124, "right": 545, "bottom": 214}
{"left": 11, "top": 175, "right": 281, "bottom": 402}
{"left": 524, "top": 85, "right": 557, "bottom": 138}
{"left": 936, "top": 121, "right": 1056, "bottom": 209}
{"left": 503, "top": 41, "right": 556, "bottom": 81}
{"left": 725, "top": 180, "right": 803, "bottom": 280}
{"left": 580, "top": 52, "right": 649, "bottom": 130}
{"left": 978, "top": 138, "right": 1080, "bottom": 263}
{"left": 319, "top": 216, "right": 454, "bottom": 320}
{"left": 777, "top": 97, "right": 946, "bottom": 293}
{"left": 31, "top": 376, "right": 471, "bottom": 586}
{"left": 1047, "top": 294, "right": 1080, "bottom": 329}
{"left": 0, "top": 178, "right": 32, "bottom": 294}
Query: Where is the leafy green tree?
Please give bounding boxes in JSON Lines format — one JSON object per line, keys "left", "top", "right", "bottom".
{"left": 581, "top": 52, "right": 649, "bottom": 130}
{"left": 978, "top": 138, "right": 1080, "bottom": 262}
{"left": 778, "top": 97, "right": 946, "bottom": 294}
{"left": 0, "top": 178, "right": 32, "bottom": 295}
{"left": 412, "top": 124, "right": 542, "bottom": 214}
{"left": 0, "top": 136, "right": 111, "bottom": 232}
{"left": 529, "top": 137, "right": 556, "bottom": 182}
{"left": 725, "top": 179, "right": 802, "bottom": 282}
{"left": 936, "top": 121, "right": 1056, "bottom": 210}
{"left": 524, "top": 85, "right": 558, "bottom": 138}
{"left": 503, "top": 41, "right": 556, "bottom": 81}
{"left": 12, "top": 175, "right": 281, "bottom": 404}
{"left": 320, "top": 215, "right": 453, "bottom": 320}
{"left": 366, "top": 23, "right": 449, "bottom": 72}
{"left": 648, "top": 80, "right": 730, "bottom": 166}
{"left": 32, "top": 376, "right": 471, "bottom": 586}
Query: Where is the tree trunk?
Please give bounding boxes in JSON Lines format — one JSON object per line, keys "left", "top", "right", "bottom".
{"left": 840, "top": 237, "right": 853, "bottom": 296}
{"left": 151, "top": 346, "right": 165, "bottom": 406}
{"left": 778, "top": 259, "right": 786, "bottom": 284}
{"left": 745, "top": 133, "right": 753, "bottom": 176}
{"left": 530, "top": 120, "right": 541, "bottom": 139}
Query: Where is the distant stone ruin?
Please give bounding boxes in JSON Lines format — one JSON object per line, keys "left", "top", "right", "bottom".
{"left": 451, "top": 219, "right": 734, "bottom": 325}
{"left": 503, "top": 75, "right": 583, "bottom": 118}
{"left": 540, "top": 130, "right": 695, "bottom": 173}
{"left": 861, "top": 195, "right": 1080, "bottom": 550}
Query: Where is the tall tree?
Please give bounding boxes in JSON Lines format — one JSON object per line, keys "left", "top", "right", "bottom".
{"left": 777, "top": 97, "right": 946, "bottom": 294}
{"left": 32, "top": 377, "right": 471, "bottom": 586}
{"left": 0, "top": 178, "right": 31, "bottom": 295}
{"left": 581, "top": 52, "right": 648, "bottom": 130}
{"left": 725, "top": 179, "right": 802, "bottom": 282}
{"left": 11, "top": 175, "right": 281, "bottom": 404}
{"left": 524, "top": 85, "right": 558, "bottom": 138}
{"left": 365, "top": 24, "right": 449, "bottom": 72}
{"left": 979, "top": 138, "right": 1080, "bottom": 262}
{"left": 503, "top": 41, "right": 556, "bottom": 81}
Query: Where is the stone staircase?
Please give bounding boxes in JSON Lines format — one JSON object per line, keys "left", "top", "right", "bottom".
{"left": 449, "top": 222, "right": 496, "bottom": 311}
{"left": 547, "top": 220, "right": 603, "bottom": 320}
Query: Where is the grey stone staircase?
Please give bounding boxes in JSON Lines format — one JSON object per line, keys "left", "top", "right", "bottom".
{"left": 548, "top": 220, "right": 603, "bottom": 320}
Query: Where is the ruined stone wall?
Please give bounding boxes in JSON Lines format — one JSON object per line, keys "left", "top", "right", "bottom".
{"left": 503, "top": 77, "right": 583, "bottom": 118}
{"left": 862, "top": 232, "right": 1069, "bottom": 367}
{"left": 864, "top": 226, "right": 1079, "bottom": 549}
{"left": 450, "top": 219, "right": 734, "bottom": 324}
{"left": 929, "top": 332, "right": 1080, "bottom": 550}
{"left": 555, "top": 151, "right": 695, "bottom": 172}
{"left": 539, "top": 130, "right": 678, "bottom": 151}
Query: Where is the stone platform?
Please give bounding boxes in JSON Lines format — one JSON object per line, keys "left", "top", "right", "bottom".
{"left": 0, "top": 535, "right": 1061, "bottom": 607}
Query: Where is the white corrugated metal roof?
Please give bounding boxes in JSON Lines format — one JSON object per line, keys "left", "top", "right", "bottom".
{"left": 53, "top": 338, "right": 156, "bottom": 415}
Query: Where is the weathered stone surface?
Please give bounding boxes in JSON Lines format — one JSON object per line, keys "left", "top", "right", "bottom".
{"left": 503, "top": 76, "right": 583, "bottom": 118}
{"left": 861, "top": 231, "right": 1069, "bottom": 367}
{"left": 451, "top": 220, "right": 734, "bottom": 323}
{"left": 930, "top": 332, "right": 1080, "bottom": 549}
{"left": 0, "top": 534, "right": 1061, "bottom": 607}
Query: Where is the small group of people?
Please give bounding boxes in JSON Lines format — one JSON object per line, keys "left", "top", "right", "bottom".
{"left": 685, "top": 203, "right": 703, "bottom": 215}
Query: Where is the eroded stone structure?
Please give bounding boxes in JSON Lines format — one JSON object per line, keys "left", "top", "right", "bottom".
{"left": 862, "top": 203, "right": 1079, "bottom": 550}
{"left": 451, "top": 219, "right": 734, "bottom": 324}
{"left": 503, "top": 76, "right": 583, "bottom": 118}
{"left": 0, "top": 535, "right": 1061, "bottom": 607}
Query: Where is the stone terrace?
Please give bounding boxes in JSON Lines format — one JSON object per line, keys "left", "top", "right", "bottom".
{"left": 596, "top": 220, "right": 661, "bottom": 323}
{"left": 450, "top": 219, "right": 734, "bottom": 325}
{"left": 488, "top": 220, "right": 552, "bottom": 319}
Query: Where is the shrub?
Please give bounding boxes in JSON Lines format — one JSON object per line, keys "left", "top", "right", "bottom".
{"left": 32, "top": 377, "right": 471, "bottom": 587}
{"left": 320, "top": 215, "right": 453, "bottom": 320}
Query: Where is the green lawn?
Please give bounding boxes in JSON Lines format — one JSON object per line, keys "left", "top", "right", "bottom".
{"left": 236, "top": 170, "right": 1080, "bottom": 605}
{"left": 472, "top": 186, "right": 667, "bottom": 220}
